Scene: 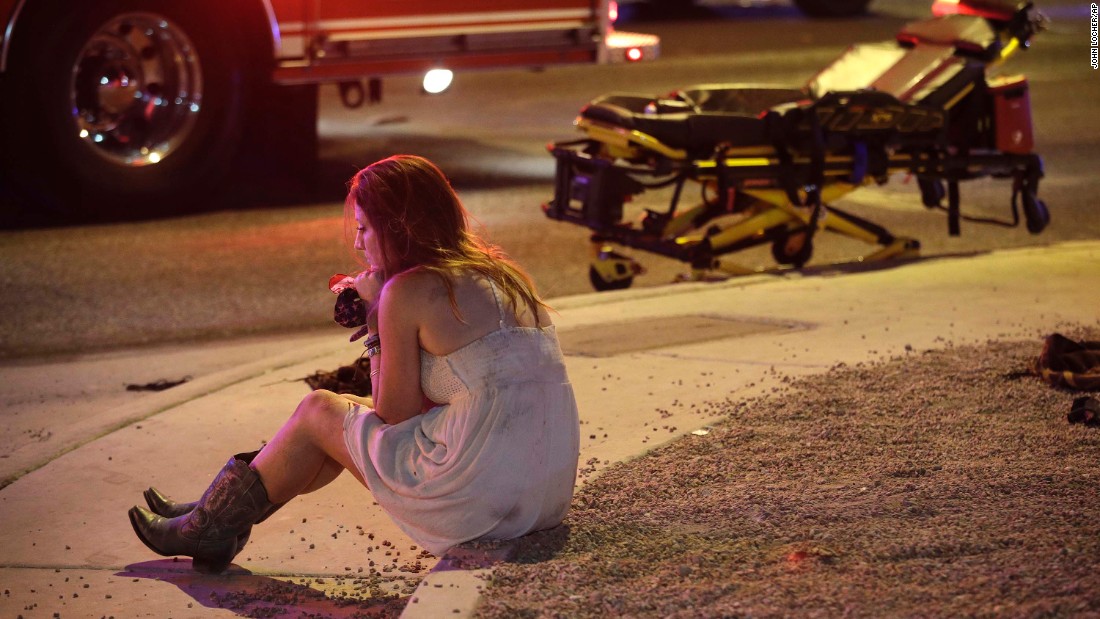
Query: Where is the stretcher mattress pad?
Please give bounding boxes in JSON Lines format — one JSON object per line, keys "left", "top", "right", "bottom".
{"left": 580, "top": 88, "right": 805, "bottom": 153}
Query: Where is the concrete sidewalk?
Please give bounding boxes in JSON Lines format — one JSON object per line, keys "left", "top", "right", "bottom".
{"left": 1, "top": 241, "right": 1097, "bottom": 618}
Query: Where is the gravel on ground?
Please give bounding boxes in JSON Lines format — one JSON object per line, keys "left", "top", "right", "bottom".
{"left": 475, "top": 330, "right": 1100, "bottom": 618}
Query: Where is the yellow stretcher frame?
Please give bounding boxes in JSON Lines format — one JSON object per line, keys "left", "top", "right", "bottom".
{"left": 548, "top": 116, "right": 1045, "bottom": 289}
{"left": 570, "top": 115, "right": 946, "bottom": 276}
{"left": 548, "top": 4, "right": 1050, "bottom": 290}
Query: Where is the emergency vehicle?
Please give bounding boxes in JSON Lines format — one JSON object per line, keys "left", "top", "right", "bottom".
{"left": 0, "top": 0, "right": 658, "bottom": 219}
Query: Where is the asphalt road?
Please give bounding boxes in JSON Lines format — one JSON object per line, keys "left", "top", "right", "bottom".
{"left": 1, "top": 0, "right": 1097, "bottom": 359}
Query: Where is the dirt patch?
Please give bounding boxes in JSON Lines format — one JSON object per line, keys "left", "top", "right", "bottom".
{"left": 476, "top": 332, "right": 1100, "bottom": 618}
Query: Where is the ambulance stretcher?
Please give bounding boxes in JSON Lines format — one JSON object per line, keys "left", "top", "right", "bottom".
{"left": 544, "top": 0, "right": 1050, "bottom": 290}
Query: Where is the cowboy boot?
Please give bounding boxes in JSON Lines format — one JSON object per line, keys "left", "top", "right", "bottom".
{"left": 144, "top": 487, "right": 284, "bottom": 522}
{"left": 143, "top": 450, "right": 270, "bottom": 518}
{"left": 142, "top": 486, "right": 285, "bottom": 556}
{"left": 142, "top": 450, "right": 271, "bottom": 555}
{"left": 142, "top": 486, "right": 201, "bottom": 518}
{"left": 128, "top": 453, "right": 275, "bottom": 574}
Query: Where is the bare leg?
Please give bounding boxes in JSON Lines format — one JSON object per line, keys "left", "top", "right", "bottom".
{"left": 297, "top": 393, "right": 376, "bottom": 493}
{"left": 251, "top": 389, "right": 368, "bottom": 503}
{"left": 297, "top": 456, "right": 343, "bottom": 494}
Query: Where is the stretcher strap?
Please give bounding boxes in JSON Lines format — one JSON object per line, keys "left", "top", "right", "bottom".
{"left": 715, "top": 147, "right": 730, "bottom": 213}
{"left": 764, "top": 111, "right": 804, "bottom": 208}
{"left": 799, "top": 111, "right": 828, "bottom": 251}
{"left": 807, "top": 111, "right": 825, "bottom": 210}
{"left": 948, "top": 179, "right": 961, "bottom": 236}
{"left": 762, "top": 109, "right": 827, "bottom": 212}
{"left": 851, "top": 142, "right": 868, "bottom": 185}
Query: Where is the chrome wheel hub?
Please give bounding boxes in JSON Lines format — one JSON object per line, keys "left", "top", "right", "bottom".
{"left": 71, "top": 13, "right": 202, "bottom": 167}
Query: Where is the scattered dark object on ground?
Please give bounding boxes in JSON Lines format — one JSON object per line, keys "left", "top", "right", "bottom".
{"left": 1069, "top": 396, "right": 1100, "bottom": 427}
{"left": 126, "top": 376, "right": 192, "bottom": 392}
{"left": 302, "top": 357, "right": 372, "bottom": 397}
{"left": 1032, "top": 332, "right": 1100, "bottom": 390}
{"left": 476, "top": 331, "right": 1100, "bottom": 619}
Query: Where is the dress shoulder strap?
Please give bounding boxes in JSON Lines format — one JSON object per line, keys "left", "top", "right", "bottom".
{"left": 487, "top": 279, "right": 507, "bottom": 329}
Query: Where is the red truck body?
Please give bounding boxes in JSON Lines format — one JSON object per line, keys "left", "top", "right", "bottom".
{"left": 0, "top": 0, "right": 657, "bottom": 218}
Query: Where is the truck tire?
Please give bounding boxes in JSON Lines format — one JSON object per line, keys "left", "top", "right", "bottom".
{"left": 791, "top": 0, "right": 872, "bottom": 18}
{"left": 2, "top": 0, "right": 257, "bottom": 221}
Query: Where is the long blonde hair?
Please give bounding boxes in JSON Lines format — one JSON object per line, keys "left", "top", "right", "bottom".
{"left": 346, "top": 155, "right": 547, "bottom": 323}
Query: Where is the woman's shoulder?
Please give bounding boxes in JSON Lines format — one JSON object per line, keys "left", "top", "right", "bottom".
{"left": 382, "top": 267, "right": 461, "bottom": 308}
{"left": 383, "top": 268, "right": 436, "bottom": 300}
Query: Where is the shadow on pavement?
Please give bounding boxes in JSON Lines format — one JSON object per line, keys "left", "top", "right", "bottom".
{"left": 438, "top": 524, "right": 572, "bottom": 570}
{"left": 120, "top": 559, "right": 409, "bottom": 618}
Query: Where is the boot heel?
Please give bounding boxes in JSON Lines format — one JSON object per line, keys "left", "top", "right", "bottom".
{"left": 191, "top": 547, "right": 237, "bottom": 574}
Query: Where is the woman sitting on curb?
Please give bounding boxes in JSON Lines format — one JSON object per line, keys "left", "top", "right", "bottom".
{"left": 128, "top": 154, "right": 581, "bottom": 573}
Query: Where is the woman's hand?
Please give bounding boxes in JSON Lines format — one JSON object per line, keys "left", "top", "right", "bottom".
{"left": 354, "top": 269, "right": 384, "bottom": 330}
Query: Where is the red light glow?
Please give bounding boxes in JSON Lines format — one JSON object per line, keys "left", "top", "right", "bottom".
{"left": 626, "top": 47, "right": 643, "bottom": 62}
{"left": 609, "top": 1, "right": 619, "bottom": 23}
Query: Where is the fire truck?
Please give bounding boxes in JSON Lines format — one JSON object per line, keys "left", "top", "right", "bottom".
{"left": 0, "top": 0, "right": 658, "bottom": 219}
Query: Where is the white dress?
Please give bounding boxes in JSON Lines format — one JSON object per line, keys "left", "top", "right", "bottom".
{"left": 342, "top": 281, "right": 580, "bottom": 556}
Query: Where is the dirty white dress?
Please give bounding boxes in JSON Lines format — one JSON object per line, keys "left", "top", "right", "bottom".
{"left": 342, "top": 281, "right": 580, "bottom": 556}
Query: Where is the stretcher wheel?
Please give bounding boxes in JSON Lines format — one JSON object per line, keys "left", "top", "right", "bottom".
{"left": 589, "top": 246, "right": 641, "bottom": 291}
{"left": 918, "top": 177, "right": 946, "bottom": 208}
{"left": 1022, "top": 194, "right": 1050, "bottom": 234}
{"left": 771, "top": 231, "right": 814, "bottom": 267}
{"left": 589, "top": 265, "right": 634, "bottom": 291}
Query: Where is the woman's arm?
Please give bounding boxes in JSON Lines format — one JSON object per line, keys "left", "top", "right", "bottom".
{"left": 369, "top": 273, "right": 428, "bottom": 425}
{"left": 340, "top": 394, "right": 374, "bottom": 407}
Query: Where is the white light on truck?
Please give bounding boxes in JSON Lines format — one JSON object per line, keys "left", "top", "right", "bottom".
{"left": 422, "top": 69, "right": 453, "bottom": 94}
